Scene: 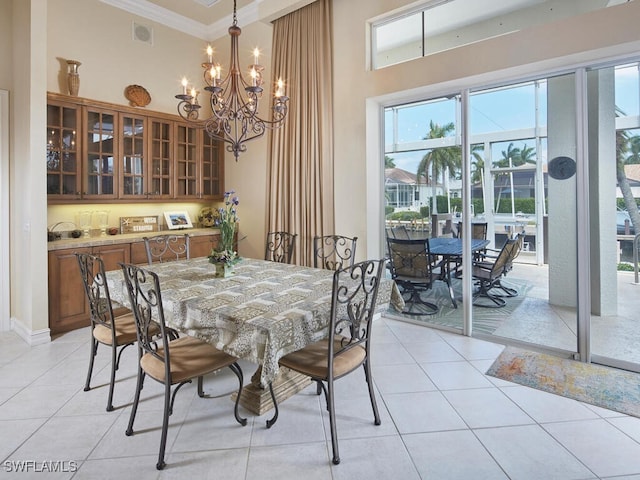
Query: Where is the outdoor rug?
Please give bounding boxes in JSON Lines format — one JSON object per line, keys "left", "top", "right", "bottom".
{"left": 386, "top": 277, "right": 531, "bottom": 334}
{"left": 487, "top": 346, "right": 640, "bottom": 417}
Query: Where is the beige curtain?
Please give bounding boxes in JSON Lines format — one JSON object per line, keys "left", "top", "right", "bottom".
{"left": 267, "top": 0, "right": 334, "bottom": 266}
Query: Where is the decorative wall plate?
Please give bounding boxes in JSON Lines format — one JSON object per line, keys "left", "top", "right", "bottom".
{"left": 125, "top": 84, "right": 151, "bottom": 107}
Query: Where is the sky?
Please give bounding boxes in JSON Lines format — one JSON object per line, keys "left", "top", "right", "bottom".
{"left": 385, "top": 63, "right": 640, "bottom": 176}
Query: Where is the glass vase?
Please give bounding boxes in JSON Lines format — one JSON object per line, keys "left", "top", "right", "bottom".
{"left": 220, "top": 222, "right": 236, "bottom": 253}
{"left": 214, "top": 262, "right": 234, "bottom": 278}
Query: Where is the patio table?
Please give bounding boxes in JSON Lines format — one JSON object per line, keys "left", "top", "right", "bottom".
{"left": 428, "top": 237, "right": 490, "bottom": 308}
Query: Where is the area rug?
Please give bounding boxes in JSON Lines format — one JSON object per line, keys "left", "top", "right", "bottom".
{"left": 487, "top": 346, "right": 640, "bottom": 417}
{"left": 386, "top": 278, "right": 531, "bottom": 334}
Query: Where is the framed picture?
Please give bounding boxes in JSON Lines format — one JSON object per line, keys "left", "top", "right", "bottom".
{"left": 164, "top": 211, "right": 193, "bottom": 230}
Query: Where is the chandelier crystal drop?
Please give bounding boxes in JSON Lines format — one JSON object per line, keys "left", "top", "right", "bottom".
{"left": 175, "top": 0, "right": 289, "bottom": 160}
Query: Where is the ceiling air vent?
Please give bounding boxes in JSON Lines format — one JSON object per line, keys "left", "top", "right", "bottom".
{"left": 132, "top": 22, "right": 153, "bottom": 45}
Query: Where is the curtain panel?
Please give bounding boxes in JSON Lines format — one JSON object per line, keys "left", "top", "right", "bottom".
{"left": 267, "top": 0, "right": 334, "bottom": 266}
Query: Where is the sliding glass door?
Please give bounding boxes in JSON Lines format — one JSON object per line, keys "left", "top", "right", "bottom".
{"left": 384, "top": 59, "right": 640, "bottom": 372}
{"left": 589, "top": 62, "right": 640, "bottom": 370}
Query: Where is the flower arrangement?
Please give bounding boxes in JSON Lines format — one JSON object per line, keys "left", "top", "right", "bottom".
{"left": 208, "top": 190, "right": 240, "bottom": 266}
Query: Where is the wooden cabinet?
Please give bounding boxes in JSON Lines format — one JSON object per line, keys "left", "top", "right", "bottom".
{"left": 174, "top": 123, "right": 199, "bottom": 199}
{"left": 48, "top": 232, "right": 219, "bottom": 333}
{"left": 48, "top": 243, "right": 130, "bottom": 334}
{"left": 83, "top": 106, "right": 118, "bottom": 200}
{"left": 119, "top": 112, "right": 147, "bottom": 199}
{"left": 46, "top": 93, "right": 224, "bottom": 204}
{"left": 201, "top": 133, "right": 224, "bottom": 199}
{"left": 190, "top": 232, "right": 220, "bottom": 258}
{"left": 148, "top": 118, "right": 173, "bottom": 199}
{"left": 46, "top": 100, "right": 81, "bottom": 199}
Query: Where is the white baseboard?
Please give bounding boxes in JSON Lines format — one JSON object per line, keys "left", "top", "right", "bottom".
{"left": 11, "top": 317, "right": 51, "bottom": 345}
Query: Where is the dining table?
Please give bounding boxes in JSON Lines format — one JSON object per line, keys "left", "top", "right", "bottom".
{"left": 106, "top": 256, "right": 403, "bottom": 414}
{"left": 428, "top": 237, "right": 491, "bottom": 308}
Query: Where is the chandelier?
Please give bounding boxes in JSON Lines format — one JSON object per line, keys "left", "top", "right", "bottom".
{"left": 175, "top": 0, "right": 289, "bottom": 160}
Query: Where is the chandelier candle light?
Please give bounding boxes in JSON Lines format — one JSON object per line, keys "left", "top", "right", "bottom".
{"left": 175, "top": 0, "right": 289, "bottom": 160}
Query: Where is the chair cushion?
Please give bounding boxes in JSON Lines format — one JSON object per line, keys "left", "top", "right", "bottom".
{"left": 279, "top": 338, "right": 366, "bottom": 380}
{"left": 140, "top": 335, "right": 237, "bottom": 384}
{"left": 93, "top": 313, "right": 141, "bottom": 346}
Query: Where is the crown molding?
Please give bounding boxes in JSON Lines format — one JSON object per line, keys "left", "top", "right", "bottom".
{"left": 99, "top": 0, "right": 260, "bottom": 41}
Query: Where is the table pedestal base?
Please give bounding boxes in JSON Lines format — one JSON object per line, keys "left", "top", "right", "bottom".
{"left": 233, "top": 366, "right": 312, "bottom": 416}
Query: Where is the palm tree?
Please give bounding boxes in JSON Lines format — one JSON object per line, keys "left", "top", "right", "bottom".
{"left": 385, "top": 155, "right": 396, "bottom": 168}
{"left": 518, "top": 144, "right": 536, "bottom": 165}
{"left": 616, "top": 130, "right": 640, "bottom": 233}
{"left": 470, "top": 144, "right": 485, "bottom": 184}
{"left": 495, "top": 142, "right": 521, "bottom": 168}
{"left": 416, "top": 121, "right": 461, "bottom": 213}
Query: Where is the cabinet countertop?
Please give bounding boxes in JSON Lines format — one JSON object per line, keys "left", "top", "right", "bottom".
{"left": 47, "top": 228, "right": 220, "bottom": 251}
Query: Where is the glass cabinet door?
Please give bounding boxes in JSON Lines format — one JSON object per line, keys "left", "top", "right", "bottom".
{"left": 201, "top": 133, "right": 223, "bottom": 199}
{"left": 120, "top": 113, "right": 146, "bottom": 198}
{"left": 149, "top": 119, "right": 172, "bottom": 198}
{"left": 175, "top": 123, "right": 198, "bottom": 197}
{"left": 47, "top": 102, "right": 80, "bottom": 198}
{"left": 84, "top": 108, "right": 117, "bottom": 199}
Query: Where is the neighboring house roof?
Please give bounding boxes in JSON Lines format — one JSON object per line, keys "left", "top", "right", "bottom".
{"left": 624, "top": 164, "right": 640, "bottom": 184}
{"left": 385, "top": 168, "right": 417, "bottom": 185}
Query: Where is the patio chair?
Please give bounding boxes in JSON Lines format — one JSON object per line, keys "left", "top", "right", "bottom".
{"left": 313, "top": 235, "right": 358, "bottom": 270}
{"left": 119, "top": 262, "right": 247, "bottom": 470}
{"left": 266, "top": 259, "right": 386, "bottom": 465}
{"left": 453, "top": 221, "right": 488, "bottom": 275}
{"left": 472, "top": 235, "right": 520, "bottom": 307}
{"left": 386, "top": 237, "right": 440, "bottom": 315}
{"left": 143, "top": 233, "right": 190, "bottom": 264}
{"left": 490, "top": 232, "right": 524, "bottom": 297}
{"left": 389, "top": 224, "right": 411, "bottom": 239}
{"left": 265, "top": 231, "right": 297, "bottom": 264}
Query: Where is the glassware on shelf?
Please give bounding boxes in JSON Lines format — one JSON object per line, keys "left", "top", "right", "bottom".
{"left": 78, "top": 211, "right": 92, "bottom": 238}
{"left": 95, "top": 210, "right": 109, "bottom": 237}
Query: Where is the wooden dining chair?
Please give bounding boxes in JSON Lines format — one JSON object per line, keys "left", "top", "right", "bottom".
{"left": 266, "top": 259, "right": 385, "bottom": 465}
{"left": 76, "top": 252, "right": 149, "bottom": 412}
{"left": 313, "top": 235, "right": 358, "bottom": 270}
{"left": 143, "top": 233, "right": 190, "bottom": 264}
{"left": 264, "top": 231, "right": 297, "bottom": 263}
{"left": 119, "top": 262, "right": 247, "bottom": 470}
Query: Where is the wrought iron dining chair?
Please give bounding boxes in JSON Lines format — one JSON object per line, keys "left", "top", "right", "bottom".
{"left": 76, "top": 252, "right": 150, "bottom": 412}
{"left": 313, "top": 235, "right": 358, "bottom": 270}
{"left": 119, "top": 262, "right": 247, "bottom": 470}
{"left": 265, "top": 231, "right": 297, "bottom": 264}
{"left": 472, "top": 235, "right": 520, "bottom": 307}
{"left": 386, "top": 237, "right": 440, "bottom": 315}
{"left": 266, "top": 259, "right": 385, "bottom": 465}
{"left": 143, "top": 233, "right": 190, "bottom": 264}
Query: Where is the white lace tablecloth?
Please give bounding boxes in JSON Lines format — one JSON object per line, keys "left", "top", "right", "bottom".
{"left": 106, "top": 257, "right": 401, "bottom": 387}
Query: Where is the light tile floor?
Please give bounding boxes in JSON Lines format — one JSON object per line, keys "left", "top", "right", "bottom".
{"left": 2, "top": 317, "right": 640, "bottom": 479}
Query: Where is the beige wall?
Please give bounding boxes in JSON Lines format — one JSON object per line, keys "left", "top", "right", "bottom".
{"left": 0, "top": 1, "right": 12, "bottom": 90}
{"left": 10, "top": 0, "right": 49, "bottom": 341}
{"left": 45, "top": 0, "right": 275, "bottom": 260}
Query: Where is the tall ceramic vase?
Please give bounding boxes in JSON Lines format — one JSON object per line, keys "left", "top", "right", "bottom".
{"left": 67, "top": 60, "right": 81, "bottom": 97}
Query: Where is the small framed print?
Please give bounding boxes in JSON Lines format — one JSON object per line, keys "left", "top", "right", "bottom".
{"left": 164, "top": 211, "right": 193, "bottom": 230}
